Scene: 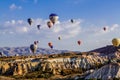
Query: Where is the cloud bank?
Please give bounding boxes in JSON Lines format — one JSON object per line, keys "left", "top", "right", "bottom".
{"left": 9, "top": 3, "right": 22, "bottom": 10}
{"left": 0, "top": 18, "right": 120, "bottom": 51}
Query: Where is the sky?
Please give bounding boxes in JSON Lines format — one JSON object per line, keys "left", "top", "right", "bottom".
{"left": 0, "top": 0, "right": 120, "bottom": 51}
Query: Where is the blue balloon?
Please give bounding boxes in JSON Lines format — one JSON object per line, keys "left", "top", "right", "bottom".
{"left": 28, "top": 18, "right": 33, "bottom": 26}
{"left": 50, "top": 46, "right": 53, "bottom": 49}
{"left": 37, "top": 25, "right": 41, "bottom": 30}
{"left": 49, "top": 13, "right": 58, "bottom": 17}
{"left": 49, "top": 13, "right": 59, "bottom": 24}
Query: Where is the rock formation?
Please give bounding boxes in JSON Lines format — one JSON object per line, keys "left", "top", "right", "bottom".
{"left": 85, "top": 63, "right": 120, "bottom": 80}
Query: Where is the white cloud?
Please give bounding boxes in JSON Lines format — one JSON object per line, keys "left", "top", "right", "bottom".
{"left": 51, "top": 19, "right": 82, "bottom": 39}
{"left": 53, "top": 26, "right": 63, "bottom": 33}
{"left": 81, "top": 24, "right": 120, "bottom": 51}
{"left": 11, "top": 20, "right": 16, "bottom": 24}
{"left": 4, "top": 20, "right": 24, "bottom": 27}
{"left": 2, "top": 18, "right": 119, "bottom": 39}
{"left": 16, "top": 27, "right": 28, "bottom": 33}
{"left": 110, "top": 24, "right": 119, "bottom": 31}
{"left": 17, "top": 20, "right": 24, "bottom": 24}
{"left": 82, "top": 24, "right": 120, "bottom": 36}
{"left": 1, "top": 19, "right": 27, "bottom": 34}
{"left": 1, "top": 19, "right": 119, "bottom": 38}
{"left": 9, "top": 3, "right": 22, "bottom": 10}
{"left": 10, "top": 4, "right": 16, "bottom": 10}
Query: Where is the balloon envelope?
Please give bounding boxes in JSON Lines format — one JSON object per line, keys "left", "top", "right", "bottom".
{"left": 48, "top": 42, "right": 52, "bottom": 46}
{"left": 103, "top": 27, "right": 106, "bottom": 31}
{"left": 49, "top": 13, "right": 59, "bottom": 24}
{"left": 30, "top": 41, "right": 38, "bottom": 54}
{"left": 30, "top": 44, "right": 37, "bottom": 54}
{"left": 58, "top": 36, "right": 61, "bottom": 40}
{"left": 50, "top": 45, "right": 53, "bottom": 49}
{"left": 71, "top": 19, "right": 74, "bottom": 23}
{"left": 77, "top": 40, "right": 81, "bottom": 45}
{"left": 47, "top": 21, "right": 53, "bottom": 28}
{"left": 48, "top": 42, "right": 53, "bottom": 49}
{"left": 37, "top": 25, "right": 41, "bottom": 30}
{"left": 28, "top": 18, "right": 33, "bottom": 26}
{"left": 112, "top": 38, "right": 120, "bottom": 47}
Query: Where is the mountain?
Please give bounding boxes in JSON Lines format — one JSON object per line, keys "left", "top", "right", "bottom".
{"left": 90, "top": 45, "right": 119, "bottom": 55}
{"left": 89, "top": 45, "right": 120, "bottom": 58}
{"left": 0, "top": 47, "right": 69, "bottom": 56}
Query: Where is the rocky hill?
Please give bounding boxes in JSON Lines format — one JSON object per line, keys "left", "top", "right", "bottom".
{"left": 0, "top": 45, "right": 120, "bottom": 80}
{"left": 85, "top": 63, "right": 120, "bottom": 80}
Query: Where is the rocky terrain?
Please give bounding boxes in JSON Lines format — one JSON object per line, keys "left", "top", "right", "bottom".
{"left": 0, "top": 45, "right": 120, "bottom": 80}
{"left": 85, "top": 63, "right": 120, "bottom": 80}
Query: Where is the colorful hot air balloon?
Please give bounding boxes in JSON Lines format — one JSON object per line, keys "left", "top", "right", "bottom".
{"left": 71, "top": 19, "right": 74, "bottom": 23}
{"left": 77, "top": 40, "right": 81, "bottom": 45}
{"left": 49, "top": 13, "right": 59, "bottom": 24}
{"left": 58, "top": 36, "right": 61, "bottom": 40}
{"left": 36, "top": 41, "right": 39, "bottom": 43}
{"left": 28, "top": 18, "right": 33, "bottom": 26}
{"left": 112, "top": 38, "right": 120, "bottom": 47}
{"left": 47, "top": 21, "right": 53, "bottom": 28}
{"left": 30, "top": 41, "right": 38, "bottom": 54}
{"left": 48, "top": 42, "right": 53, "bottom": 49}
{"left": 103, "top": 27, "right": 106, "bottom": 31}
{"left": 37, "top": 25, "right": 41, "bottom": 30}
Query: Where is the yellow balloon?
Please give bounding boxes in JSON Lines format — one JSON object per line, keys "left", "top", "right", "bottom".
{"left": 112, "top": 38, "right": 120, "bottom": 47}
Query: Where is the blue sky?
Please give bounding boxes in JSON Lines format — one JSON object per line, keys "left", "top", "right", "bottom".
{"left": 0, "top": 0, "right": 120, "bottom": 51}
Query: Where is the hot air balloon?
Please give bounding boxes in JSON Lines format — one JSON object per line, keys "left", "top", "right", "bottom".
{"left": 30, "top": 41, "right": 38, "bottom": 54}
{"left": 28, "top": 18, "right": 33, "bottom": 26}
{"left": 71, "top": 19, "right": 74, "bottom": 23}
{"left": 49, "top": 13, "right": 59, "bottom": 24}
{"left": 48, "top": 42, "right": 53, "bottom": 49}
{"left": 47, "top": 21, "right": 53, "bottom": 28}
{"left": 112, "top": 38, "right": 120, "bottom": 47}
{"left": 103, "top": 27, "right": 106, "bottom": 31}
{"left": 77, "top": 40, "right": 81, "bottom": 45}
{"left": 36, "top": 41, "right": 39, "bottom": 43}
{"left": 37, "top": 25, "right": 41, "bottom": 30}
{"left": 58, "top": 36, "right": 61, "bottom": 40}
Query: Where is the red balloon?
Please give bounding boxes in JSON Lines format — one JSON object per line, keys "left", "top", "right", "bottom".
{"left": 48, "top": 42, "right": 53, "bottom": 49}
{"left": 77, "top": 40, "right": 81, "bottom": 45}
